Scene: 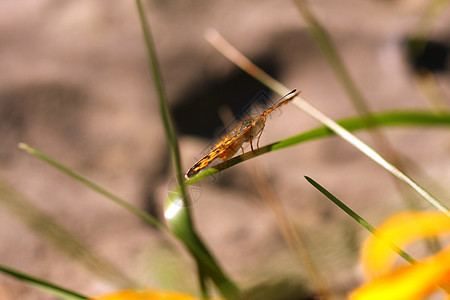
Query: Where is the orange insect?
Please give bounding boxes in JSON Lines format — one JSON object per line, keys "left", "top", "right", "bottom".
{"left": 185, "top": 89, "right": 299, "bottom": 179}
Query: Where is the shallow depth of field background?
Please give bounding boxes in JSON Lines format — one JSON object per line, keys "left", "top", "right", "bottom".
{"left": 0, "top": 1, "right": 449, "bottom": 299}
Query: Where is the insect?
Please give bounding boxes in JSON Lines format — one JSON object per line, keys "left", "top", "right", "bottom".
{"left": 185, "top": 89, "right": 299, "bottom": 179}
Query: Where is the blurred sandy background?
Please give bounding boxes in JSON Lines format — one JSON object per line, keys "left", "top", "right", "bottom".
{"left": 0, "top": 1, "right": 449, "bottom": 299}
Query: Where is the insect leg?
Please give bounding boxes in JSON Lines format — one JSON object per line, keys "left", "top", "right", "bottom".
{"left": 256, "top": 124, "right": 265, "bottom": 149}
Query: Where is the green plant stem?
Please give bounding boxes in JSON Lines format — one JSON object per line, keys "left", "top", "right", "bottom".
{"left": 0, "top": 263, "right": 88, "bottom": 300}
{"left": 298, "top": 101, "right": 450, "bottom": 217}
{"left": 135, "top": 0, "right": 184, "bottom": 188}
{"left": 135, "top": 2, "right": 239, "bottom": 298}
{"left": 291, "top": 1, "right": 448, "bottom": 236}
{"left": 19, "top": 142, "right": 239, "bottom": 298}
{"left": 293, "top": 0, "right": 371, "bottom": 118}
{"left": 164, "top": 192, "right": 240, "bottom": 299}
{"left": 18, "top": 143, "right": 165, "bottom": 231}
{"left": 204, "top": 30, "right": 449, "bottom": 216}
{"left": 304, "top": 176, "right": 416, "bottom": 265}
{"left": 0, "top": 176, "right": 136, "bottom": 289}
{"left": 184, "top": 110, "right": 450, "bottom": 184}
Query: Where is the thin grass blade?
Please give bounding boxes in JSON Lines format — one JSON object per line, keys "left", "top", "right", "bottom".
{"left": 0, "top": 177, "right": 136, "bottom": 288}
{"left": 135, "top": 2, "right": 239, "bottom": 298}
{"left": 204, "top": 30, "right": 449, "bottom": 216}
{"left": 18, "top": 143, "right": 165, "bottom": 230}
{"left": 0, "top": 263, "right": 88, "bottom": 300}
{"left": 293, "top": 0, "right": 372, "bottom": 119}
{"left": 184, "top": 110, "right": 450, "bottom": 184}
{"left": 304, "top": 176, "right": 416, "bottom": 265}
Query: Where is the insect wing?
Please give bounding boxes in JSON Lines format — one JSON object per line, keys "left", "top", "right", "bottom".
{"left": 185, "top": 121, "right": 253, "bottom": 179}
{"left": 185, "top": 90, "right": 298, "bottom": 179}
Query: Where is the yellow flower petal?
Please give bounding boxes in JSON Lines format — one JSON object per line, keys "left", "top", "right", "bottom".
{"left": 361, "top": 211, "right": 450, "bottom": 277}
{"left": 350, "top": 246, "right": 450, "bottom": 300}
{"left": 89, "top": 289, "right": 213, "bottom": 300}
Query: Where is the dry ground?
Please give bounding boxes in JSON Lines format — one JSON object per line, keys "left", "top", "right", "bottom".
{"left": 0, "top": 1, "right": 449, "bottom": 299}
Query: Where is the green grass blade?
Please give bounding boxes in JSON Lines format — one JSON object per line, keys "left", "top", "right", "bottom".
{"left": 298, "top": 102, "right": 450, "bottom": 216}
{"left": 0, "top": 264, "right": 88, "bottom": 300}
{"left": 18, "top": 143, "right": 165, "bottom": 231}
{"left": 164, "top": 192, "right": 240, "bottom": 299}
{"left": 184, "top": 110, "right": 450, "bottom": 184}
{"left": 0, "top": 177, "right": 135, "bottom": 289}
{"left": 205, "top": 31, "right": 449, "bottom": 216}
{"left": 135, "top": 0, "right": 183, "bottom": 185}
{"left": 19, "top": 143, "right": 239, "bottom": 297}
{"left": 292, "top": 1, "right": 415, "bottom": 198}
{"left": 304, "top": 176, "right": 416, "bottom": 265}
{"left": 135, "top": 1, "right": 239, "bottom": 298}
{"left": 293, "top": 0, "right": 372, "bottom": 118}
{"left": 269, "top": 110, "right": 450, "bottom": 151}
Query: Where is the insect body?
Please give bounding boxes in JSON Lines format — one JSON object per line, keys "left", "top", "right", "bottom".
{"left": 185, "top": 89, "right": 299, "bottom": 179}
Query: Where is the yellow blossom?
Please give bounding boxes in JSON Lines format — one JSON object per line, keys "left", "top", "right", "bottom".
{"left": 350, "top": 211, "right": 450, "bottom": 300}
{"left": 89, "top": 289, "right": 222, "bottom": 300}
{"left": 351, "top": 245, "right": 450, "bottom": 300}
